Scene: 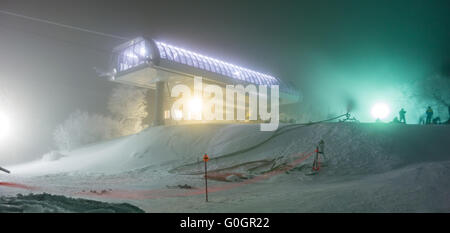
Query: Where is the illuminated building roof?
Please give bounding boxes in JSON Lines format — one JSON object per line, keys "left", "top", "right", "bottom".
{"left": 112, "top": 37, "right": 299, "bottom": 97}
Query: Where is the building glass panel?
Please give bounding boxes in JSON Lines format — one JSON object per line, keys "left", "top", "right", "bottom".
{"left": 156, "top": 43, "right": 167, "bottom": 59}
{"left": 188, "top": 52, "right": 199, "bottom": 68}
{"left": 164, "top": 45, "right": 174, "bottom": 61}
{"left": 193, "top": 53, "right": 205, "bottom": 70}
{"left": 169, "top": 46, "right": 180, "bottom": 62}
{"left": 115, "top": 39, "right": 288, "bottom": 88}
{"left": 175, "top": 47, "right": 187, "bottom": 64}
{"left": 181, "top": 50, "right": 193, "bottom": 66}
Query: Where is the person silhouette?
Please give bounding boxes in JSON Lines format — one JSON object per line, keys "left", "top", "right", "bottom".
{"left": 426, "top": 106, "right": 434, "bottom": 124}
{"left": 399, "top": 108, "right": 406, "bottom": 123}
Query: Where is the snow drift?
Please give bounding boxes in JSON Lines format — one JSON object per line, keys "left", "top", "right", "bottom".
{"left": 3, "top": 122, "right": 450, "bottom": 212}
{"left": 0, "top": 193, "right": 144, "bottom": 213}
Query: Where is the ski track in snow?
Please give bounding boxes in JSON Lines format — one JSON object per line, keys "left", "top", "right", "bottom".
{"left": 1, "top": 123, "right": 450, "bottom": 212}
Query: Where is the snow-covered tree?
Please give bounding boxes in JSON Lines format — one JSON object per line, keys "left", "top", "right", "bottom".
{"left": 107, "top": 84, "right": 148, "bottom": 135}
{"left": 53, "top": 85, "right": 149, "bottom": 151}
{"left": 412, "top": 75, "right": 449, "bottom": 116}
{"left": 53, "top": 110, "right": 121, "bottom": 151}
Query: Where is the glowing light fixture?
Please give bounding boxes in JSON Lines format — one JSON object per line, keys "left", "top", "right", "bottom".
{"left": 188, "top": 98, "right": 203, "bottom": 114}
{"left": 371, "top": 103, "right": 390, "bottom": 120}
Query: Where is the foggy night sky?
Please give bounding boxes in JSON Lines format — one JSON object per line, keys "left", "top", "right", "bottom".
{"left": 0, "top": 0, "right": 449, "bottom": 164}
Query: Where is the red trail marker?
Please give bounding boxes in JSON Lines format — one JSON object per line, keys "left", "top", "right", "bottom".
{"left": 203, "top": 153, "right": 209, "bottom": 202}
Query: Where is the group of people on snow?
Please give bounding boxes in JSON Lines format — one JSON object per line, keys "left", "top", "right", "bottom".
{"left": 392, "top": 108, "right": 407, "bottom": 124}
{"left": 392, "top": 106, "right": 449, "bottom": 125}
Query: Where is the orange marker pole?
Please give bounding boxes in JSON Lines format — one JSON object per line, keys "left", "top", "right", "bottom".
{"left": 203, "top": 153, "right": 209, "bottom": 202}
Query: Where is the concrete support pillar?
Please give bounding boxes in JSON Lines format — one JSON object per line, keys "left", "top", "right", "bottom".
{"left": 154, "top": 81, "right": 165, "bottom": 126}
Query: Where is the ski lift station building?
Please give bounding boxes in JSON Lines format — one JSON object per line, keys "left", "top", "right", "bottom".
{"left": 109, "top": 37, "right": 301, "bottom": 126}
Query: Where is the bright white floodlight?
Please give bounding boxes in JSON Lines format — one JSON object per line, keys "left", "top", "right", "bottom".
{"left": 371, "top": 103, "right": 390, "bottom": 119}
{"left": 187, "top": 98, "right": 203, "bottom": 120}
{"left": 188, "top": 98, "right": 203, "bottom": 114}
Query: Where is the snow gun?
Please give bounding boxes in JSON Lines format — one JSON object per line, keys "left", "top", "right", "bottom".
{"left": 0, "top": 166, "right": 10, "bottom": 174}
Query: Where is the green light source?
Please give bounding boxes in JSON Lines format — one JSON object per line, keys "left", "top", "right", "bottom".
{"left": 371, "top": 103, "right": 390, "bottom": 120}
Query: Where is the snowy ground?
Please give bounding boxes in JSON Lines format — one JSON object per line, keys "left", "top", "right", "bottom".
{"left": 1, "top": 122, "right": 449, "bottom": 212}
{"left": 0, "top": 193, "right": 144, "bottom": 213}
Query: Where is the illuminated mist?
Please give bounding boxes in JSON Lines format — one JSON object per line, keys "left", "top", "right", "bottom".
{"left": 0, "top": 0, "right": 449, "bottom": 164}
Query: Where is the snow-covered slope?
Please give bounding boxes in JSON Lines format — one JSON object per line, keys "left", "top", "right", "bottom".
{"left": 2, "top": 123, "right": 450, "bottom": 212}
{"left": 11, "top": 122, "right": 449, "bottom": 176}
